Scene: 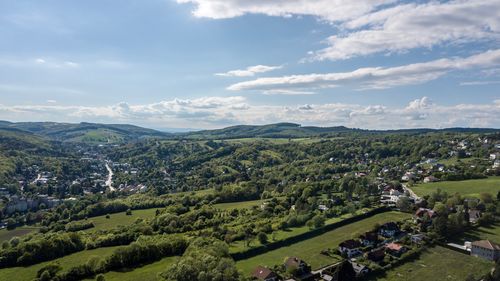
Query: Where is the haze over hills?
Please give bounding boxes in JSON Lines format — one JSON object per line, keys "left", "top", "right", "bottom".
{"left": 0, "top": 120, "right": 499, "bottom": 143}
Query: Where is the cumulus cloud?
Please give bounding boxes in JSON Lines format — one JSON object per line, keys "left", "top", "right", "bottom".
{"left": 227, "top": 49, "right": 500, "bottom": 92}
{"left": 177, "top": 0, "right": 500, "bottom": 62}
{"left": 314, "top": 0, "right": 500, "bottom": 61}
{"left": 1, "top": 96, "right": 499, "bottom": 129}
{"left": 176, "top": 0, "right": 394, "bottom": 22}
{"left": 215, "top": 65, "right": 282, "bottom": 77}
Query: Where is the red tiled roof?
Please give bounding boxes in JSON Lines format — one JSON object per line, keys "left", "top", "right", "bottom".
{"left": 385, "top": 242, "right": 404, "bottom": 251}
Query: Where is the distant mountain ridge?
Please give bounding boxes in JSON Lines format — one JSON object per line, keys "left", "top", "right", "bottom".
{"left": 0, "top": 121, "right": 170, "bottom": 143}
{"left": 0, "top": 121, "right": 498, "bottom": 142}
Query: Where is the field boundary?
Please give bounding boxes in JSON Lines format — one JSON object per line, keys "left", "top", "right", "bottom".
{"left": 231, "top": 206, "right": 392, "bottom": 261}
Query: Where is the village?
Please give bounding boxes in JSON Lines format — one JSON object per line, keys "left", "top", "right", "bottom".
{"left": 249, "top": 205, "right": 499, "bottom": 281}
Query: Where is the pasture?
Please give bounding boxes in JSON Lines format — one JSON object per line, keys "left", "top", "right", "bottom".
{"left": 368, "top": 246, "right": 493, "bottom": 281}
{"left": 411, "top": 177, "right": 500, "bottom": 198}
{"left": 0, "top": 226, "right": 39, "bottom": 242}
{"left": 0, "top": 246, "right": 123, "bottom": 281}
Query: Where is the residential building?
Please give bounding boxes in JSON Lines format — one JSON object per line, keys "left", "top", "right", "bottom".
{"left": 385, "top": 242, "right": 407, "bottom": 257}
{"left": 468, "top": 209, "right": 481, "bottom": 224}
{"left": 359, "top": 231, "right": 379, "bottom": 247}
{"left": 338, "top": 240, "right": 362, "bottom": 258}
{"left": 471, "top": 240, "right": 500, "bottom": 261}
{"left": 378, "top": 222, "right": 400, "bottom": 238}
{"left": 350, "top": 262, "right": 369, "bottom": 277}
{"left": 284, "top": 257, "right": 311, "bottom": 276}
{"left": 251, "top": 266, "right": 280, "bottom": 281}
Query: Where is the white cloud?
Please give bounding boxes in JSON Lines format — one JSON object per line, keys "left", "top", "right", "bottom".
{"left": 176, "top": 0, "right": 394, "bottom": 22}
{"left": 177, "top": 0, "right": 500, "bottom": 62}
{"left": 215, "top": 64, "right": 282, "bottom": 77}
{"left": 460, "top": 80, "right": 500, "bottom": 86}
{"left": 314, "top": 0, "right": 500, "bottom": 61}
{"left": 1, "top": 96, "right": 499, "bottom": 129}
{"left": 262, "top": 89, "right": 315, "bottom": 95}
{"left": 227, "top": 49, "right": 500, "bottom": 92}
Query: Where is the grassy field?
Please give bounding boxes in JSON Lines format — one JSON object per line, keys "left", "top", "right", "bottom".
{"left": 229, "top": 208, "right": 372, "bottom": 254}
{"left": 452, "top": 222, "right": 500, "bottom": 245}
{"left": 368, "top": 246, "right": 493, "bottom": 281}
{"left": 236, "top": 211, "right": 411, "bottom": 275}
{"left": 80, "top": 208, "right": 160, "bottom": 232}
{"left": 213, "top": 199, "right": 263, "bottom": 210}
{"left": 0, "top": 246, "right": 122, "bottom": 281}
{"left": 411, "top": 176, "right": 500, "bottom": 198}
{"left": 85, "top": 256, "right": 178, "bottom": 281}
{"left": 0, "top": 226, "right": 39, "bottom": 242}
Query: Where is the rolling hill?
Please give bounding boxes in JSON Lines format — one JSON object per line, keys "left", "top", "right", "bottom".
{"left": 0, "top": 121, "right": 170, "bottom": 143}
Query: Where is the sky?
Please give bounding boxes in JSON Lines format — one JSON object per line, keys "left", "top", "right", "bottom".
{"left": 0, "top": 0, "right": 499, "bottom": 130}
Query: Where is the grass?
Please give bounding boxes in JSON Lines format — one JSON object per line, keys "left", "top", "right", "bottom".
{"left": 411, "top": 176, "right": 500, "bottom": 198}
{"left": 367, "top": 246, "right": 493, "bottom": 281}
{"left": 452, "top": 222, "right": 500, "bottom": 245}
{"left": 84, "top": 256, "right": 178, "bottom": 281}
{"left": 213, "top": 199, "right": 264, "bottom": 210}
{"left": 76, "top": 208, "right": 161, "bottom": 232}
{"left": 0, "top": 246, "right": 123, "bottom": 281}
{"left": 229, "top": 208, "right": 372, "bottom": 254}
{"left": 0, "top": 226, "right": 39, "bottom": 242}
{"left": 236, "top": 211, "right": 411, "bottom": 275}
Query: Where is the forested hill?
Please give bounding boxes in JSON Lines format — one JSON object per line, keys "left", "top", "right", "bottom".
{"left": 178, "top": 123, "right": 357, "bottom": 139}
{"left": 0, "top": 120, "right": 499, "bottom": 142}
{"left": 177, "top": 123, "right": 500, "bottom": 140}
{"left": 0, "top": 121, "right": 169, "bottom": 143}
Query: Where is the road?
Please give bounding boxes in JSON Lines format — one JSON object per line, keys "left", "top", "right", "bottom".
{"left": 403, "top": 184, "right": 421, "bottom": 202}
{"left": 105, "top": 161, "right": 116, "bottom": 191}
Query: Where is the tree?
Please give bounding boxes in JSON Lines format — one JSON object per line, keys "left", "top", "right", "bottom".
{"left": 480, "top": 193, "right": 493, "bottom": 204}
{"left": 257, "top": 232, "right": 268, "bottom": 245}
{"left": 96, "top": 274, "right": 106, "bottom": 281}
{"left": 161, "top": 238, "right": 239, "bottom": 281}
{"left": 396, "top": 197, "right": 412, "bottom": 212}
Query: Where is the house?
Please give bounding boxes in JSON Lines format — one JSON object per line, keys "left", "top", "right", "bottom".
{"left": 378, "top": 222, "right": 400, "bottom": 238}
{"left": 366, "top": 248, "right": 385, "bottom": 262}
{"left": 423, "top": 176, "right": 439, "bottom": 183}
{"left": 401, "top": 172, "right": 416, "bottom": 182}
{"left": 284, "top": 257, "right": 311, "bottom": 276}
{"left": 471, "top": 240, "right": 500, "bottom": 261}
{"left": 468, "top": 209, "right": 481, "bottom": 224}
{"left": 490, "top": 153, "right": 498, "bottom": 160}
{"left": 414, "top": 208, "right": 437, "bottom": 223}
{"left": 318, "top": 205, "right": 329, "bottom": 211}
{"left": 411, "top": 234, "right": 426, "bottom": 244}
{"left": 493, "top": 160, "right": 500, "bottom": 169}
{"left": 350, "top": 262, "right": 370, "bottom": 277}
{"left": 338, "top": 240, "right": 362, "bottom": 258}
{"left": 359, "top": 231, "right": 379, "bottom": 247}
{"left": 251, "top": 266, "right": 280, "bottom": 281}
{"left": 385, "top": 242, "right": 407, "bottom": 257}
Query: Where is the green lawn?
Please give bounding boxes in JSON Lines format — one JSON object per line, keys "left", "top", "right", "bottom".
{"left": 368, "top": 246, "right": 493, "bottom": 281}
{"left": 81, "top": 208, "right": 161, "bottom": 232}
{"left": 0, "top": 226, "right": 39, "bottom": 242}
{"left": 85, "top": 256, "right": 178, "bottom": 281}
{"left": 411, "top": 177, "right": 500, "bottom": 198}
{"left": 236, "top": 211, "right": 411, "bottom": 275}
{"left": 0, "top": 246, "right": 123, "bottom": 281}
{"left": 452, "top": 222, "right": 500, "bottom": 245}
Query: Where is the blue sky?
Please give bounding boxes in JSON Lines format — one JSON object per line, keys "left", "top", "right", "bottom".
{"left": 0, "top": 0, "right": 499, "bottom": 130}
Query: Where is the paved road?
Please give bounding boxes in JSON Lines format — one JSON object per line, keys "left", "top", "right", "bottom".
{"left": 105, "top": 161, "right": 115, "bottom": 191}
